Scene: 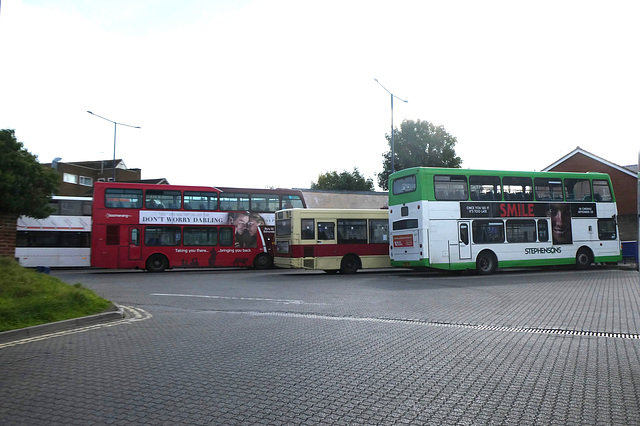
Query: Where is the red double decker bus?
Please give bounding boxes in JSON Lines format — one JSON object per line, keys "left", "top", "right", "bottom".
{"left": 91, "top": 182, "right": 305, "bottom": 272}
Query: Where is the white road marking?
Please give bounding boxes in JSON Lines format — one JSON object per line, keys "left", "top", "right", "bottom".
{"left": 151, "top": 293, "right": 317, "bottom": 305}
{"left": 0, "top": 306, "right": 152, "bottom": 349}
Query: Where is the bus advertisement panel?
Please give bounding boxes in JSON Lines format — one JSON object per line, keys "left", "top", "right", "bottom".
{"left": 389, "top": 167, "right": 621, "bottom": 274}
{"left": 91, "top": 182, "right": 305, "bottom": 272}
{"left": 274, "top": 208, "right": 390, "bottom": 274}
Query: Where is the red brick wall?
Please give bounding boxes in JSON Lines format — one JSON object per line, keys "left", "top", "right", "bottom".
{"left": 547, "top": 153, "right": 638, "bottom": 240}
{"left": 548, "top": 153, "right": 636, "bottom": 215}
{"left": 0, "top": 213, "right": 19, "bottom": 259}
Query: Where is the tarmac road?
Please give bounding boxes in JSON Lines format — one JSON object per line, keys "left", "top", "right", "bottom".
{"left": 1, "top": 266, "right": 640, "bottom": 425}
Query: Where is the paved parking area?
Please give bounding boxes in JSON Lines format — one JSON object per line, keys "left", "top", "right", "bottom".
{"left": 1, "top": 267, "right": 639, "bottom": 424}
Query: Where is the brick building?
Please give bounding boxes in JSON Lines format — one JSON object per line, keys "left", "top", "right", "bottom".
{"left": 543, "top": 147, "right": 637, "bottom": 241}
{"left": 41, "top": 159, "right": 167, "bottom": 196}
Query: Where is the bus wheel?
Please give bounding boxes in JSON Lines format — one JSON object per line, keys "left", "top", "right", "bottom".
{"left": 253, "top": 253, "right": 273, "bottom": 270}
{"left": 476, "top": 251, "right": 497, "bottom": 275}
{"left": 576, "top": 248, "right": 593, "bottom": 270}
{"left": 340, "top": 255, "right": 359, "bottom": 274}
{"left": 146, "top": 254, "right": 168, "bottom": 273}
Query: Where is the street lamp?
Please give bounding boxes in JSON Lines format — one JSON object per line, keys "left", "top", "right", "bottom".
{"left": 87, "top": 111, "right": 140, "bottom": 182}
{"left": 374, "top": 78, "right": 408, "bottom": 175}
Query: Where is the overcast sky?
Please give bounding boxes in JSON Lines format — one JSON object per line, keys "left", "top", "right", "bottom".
{"left": 1, "top": 0, "right": 639, "bottom": 190}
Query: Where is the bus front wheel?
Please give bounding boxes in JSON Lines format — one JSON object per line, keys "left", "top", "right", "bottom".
{"left": 253, "top": 253, "right": 273, "bottom": 270}
{"left": 340, "top": 255, "right": 360, "bottom": 274}
{"left": 576, "top": 248, "right": 593, "bottom": 270}
{"left": 146, "top": 254, "right": 168, "bottom": 273}
{"left": 476, "top": 251, "right": 497, "bottom": 275}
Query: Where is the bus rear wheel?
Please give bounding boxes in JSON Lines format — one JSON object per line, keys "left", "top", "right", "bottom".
{"left": 146, "top": 254, "right": 168, "bottom": 273}
{"left": 340, "top": 255, "right": 360, "bottom": 274}
{"left": 476, "top": 251, "right": 497, "bottom": 275}
{"left": 253, "top": 253, "right": 273, "bottom": 270}
{"left": 576, "top": 247, "right": 593, "bottom": 270}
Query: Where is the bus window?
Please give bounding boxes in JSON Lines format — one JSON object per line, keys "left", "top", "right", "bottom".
{"left": 534, "top": 178, "right": 564, "bottom": 201}
{"left": 564, "top": 179, "right": 591, "bottom": 201}
{"left": 506, "top": 220, "right": 536, "bottom": 243}
{"left": 434, "top": 175, "right": 468, "bottom": 201}
{"left": 598, "top": 219, "right": 617, "bottom": 240}
{"left": 337, "top": 219, "right": 367, "bottom": 244}
{"left": 55, "top": 200, "right": 90, "bottom": 216}
{"left": 146, "top": 190, "right": 181, "bottom": 210}
{"left": 537, "top": 220, "right": 549, "bottom": 242}
{"left": 131, "top": 228, "right": 140, "bottom": 246}
{"left": 184, "top": 191, "right": 218, "bottom": 210}
{"left": 503, "top": 176, "right": 533, "bottom": 201}
{"left": 282, "top": 195, "right": 304, "bottom": 209}
{"left": 145, "top": 227, "right": 181, "bottom": 246}
{"left": 105, "top": 188, "right": 143, "bottom": 208}
{"left": 219, "top": 227, "right": 233, "bottom": 246}
{"left": 183, "top": 227, "right": 218, "bottom": 245}
{"left": 317, "top": 222, "right": 335, "bottom": 240}
{"left": 593, "top": 180, "right": 613, "bottom": 202}
{"left": 369, "top": 219, "right": 389, "bottom": 244}
{"left": 459, "top": 223, "right": 469, "bottom": 245}
{"left": 220, "top": 193, "right": 250, "bottom": 211}
{"left": 393, "top": 219, "right": 418, "bottom": 230}
{"left": 472, "top": 221, "right": 505, "bottom": 244}
{"left": 16, "top": 231, "right": 91, "bottom": 248}
{"left": 393, "top": 175, "right": 417, "bottom": 195}
{"left": 251, "top": 194, "right": 280, "bottom": 212}
{"left": 276, "top": 218, "right": 292, "bottom": 237}
{"left": 470, "top": 175, "right": 502, "bottom": 201}
{"left": 301, "top": 219, "right": 315, "bottom": 239}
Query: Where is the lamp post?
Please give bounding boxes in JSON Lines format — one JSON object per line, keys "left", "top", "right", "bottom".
{"left": 87, "top": 111, "right": 140, "bottom": 182}
{"left": 374, "top": 79, "right": 407, "bottom": 175}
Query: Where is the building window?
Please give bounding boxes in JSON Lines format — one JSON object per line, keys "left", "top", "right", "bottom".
{"left": 63, "top": 173, "right": 78, "bottom": 184}
{"left": 79, "top": 176, "right": 93, "bottom": 186}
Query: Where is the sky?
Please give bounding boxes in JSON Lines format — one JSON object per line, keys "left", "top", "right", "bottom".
{"left": 1, "top": 0, "right": 639, "bottom": 191}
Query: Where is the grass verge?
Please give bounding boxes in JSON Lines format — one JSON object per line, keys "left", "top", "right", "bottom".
{"left": 0, "top": 256, "right": 113, "bottom": 332}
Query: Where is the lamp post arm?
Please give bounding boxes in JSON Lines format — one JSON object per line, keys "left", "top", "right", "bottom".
{"left": 374, "top": 79, "right": 408, "bottom": 174}
{"left": 87, "top": 110, "right": 140, "bottom": 182}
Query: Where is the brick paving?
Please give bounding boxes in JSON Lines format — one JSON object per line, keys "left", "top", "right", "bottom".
{"left": 1, "top": 267, "right": 639, "bottom": 424}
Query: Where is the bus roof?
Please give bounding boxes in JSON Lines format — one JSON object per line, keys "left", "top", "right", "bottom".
{"left": 390, "top": 167, "right": 612, "bottom": 181}
{"left": 93, "top": 181, "right": 220, "bottom": 193}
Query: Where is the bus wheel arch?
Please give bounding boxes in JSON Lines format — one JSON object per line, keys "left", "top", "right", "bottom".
{"left": 146, "top": 254, "right": 169, "bottom": 273}
{"left": 575, "top": 247, "right": 594, "bottom": 269}
{"left": 253, "top": 253, "right": 273, "bottom": 270}
{"left": 476, "top": 250, "right": 497, "bottom": 275}
{"left": 340, "top": 254, "right": 361, "bottom": 274}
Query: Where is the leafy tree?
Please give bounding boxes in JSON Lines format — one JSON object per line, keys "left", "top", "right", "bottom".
{"left": 0, "top": 129, "right": 59, "bottom": 218}
{"left": 377, "top": 119, "right": 462, "bottom": 190}
{"left": 311, "top": 168, "right": 375, "bottom": 191}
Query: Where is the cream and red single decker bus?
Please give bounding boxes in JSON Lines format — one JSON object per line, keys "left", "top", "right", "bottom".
{"left": 91, "top": 182, "right": 305, "bottom": 272}
{"left": 274, "top": 208, "right": 390, "bottom": 274}
{"left": 389, "top": 167, "right": 622, "bottom": 274}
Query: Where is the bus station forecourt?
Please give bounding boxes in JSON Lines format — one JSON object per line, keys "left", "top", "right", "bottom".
{"left": 1, "top": 266, "right": 639, "bottom": 424}
{"left": 3, "top": 166, "right": 640, "bottom": 424}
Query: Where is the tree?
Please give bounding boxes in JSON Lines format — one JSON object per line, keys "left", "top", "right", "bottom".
{"left": 311, "top": 168, "right": 375, "bottom": 191}
{"left": 377, "top": 119, "right": 462, "bottom": 190}
{"left": 0, "top": 129, "right": 59, "bottom": 218}
{"left": 0, "top": 129, "right": 60, "bottom": 258}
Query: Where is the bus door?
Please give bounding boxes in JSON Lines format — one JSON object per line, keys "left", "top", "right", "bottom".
{"left": 314, "top": 220, "right": 336, "bottom": 270}
{"left": 129, "top": 227, "right": 141, "bottom": 260}
{"left": 458, "top": 221, "right": 471, "bottom": 260}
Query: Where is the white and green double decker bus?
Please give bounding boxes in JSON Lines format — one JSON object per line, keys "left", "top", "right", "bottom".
{"left": 388, "top": 167, "right": 622, "bottom": 274}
